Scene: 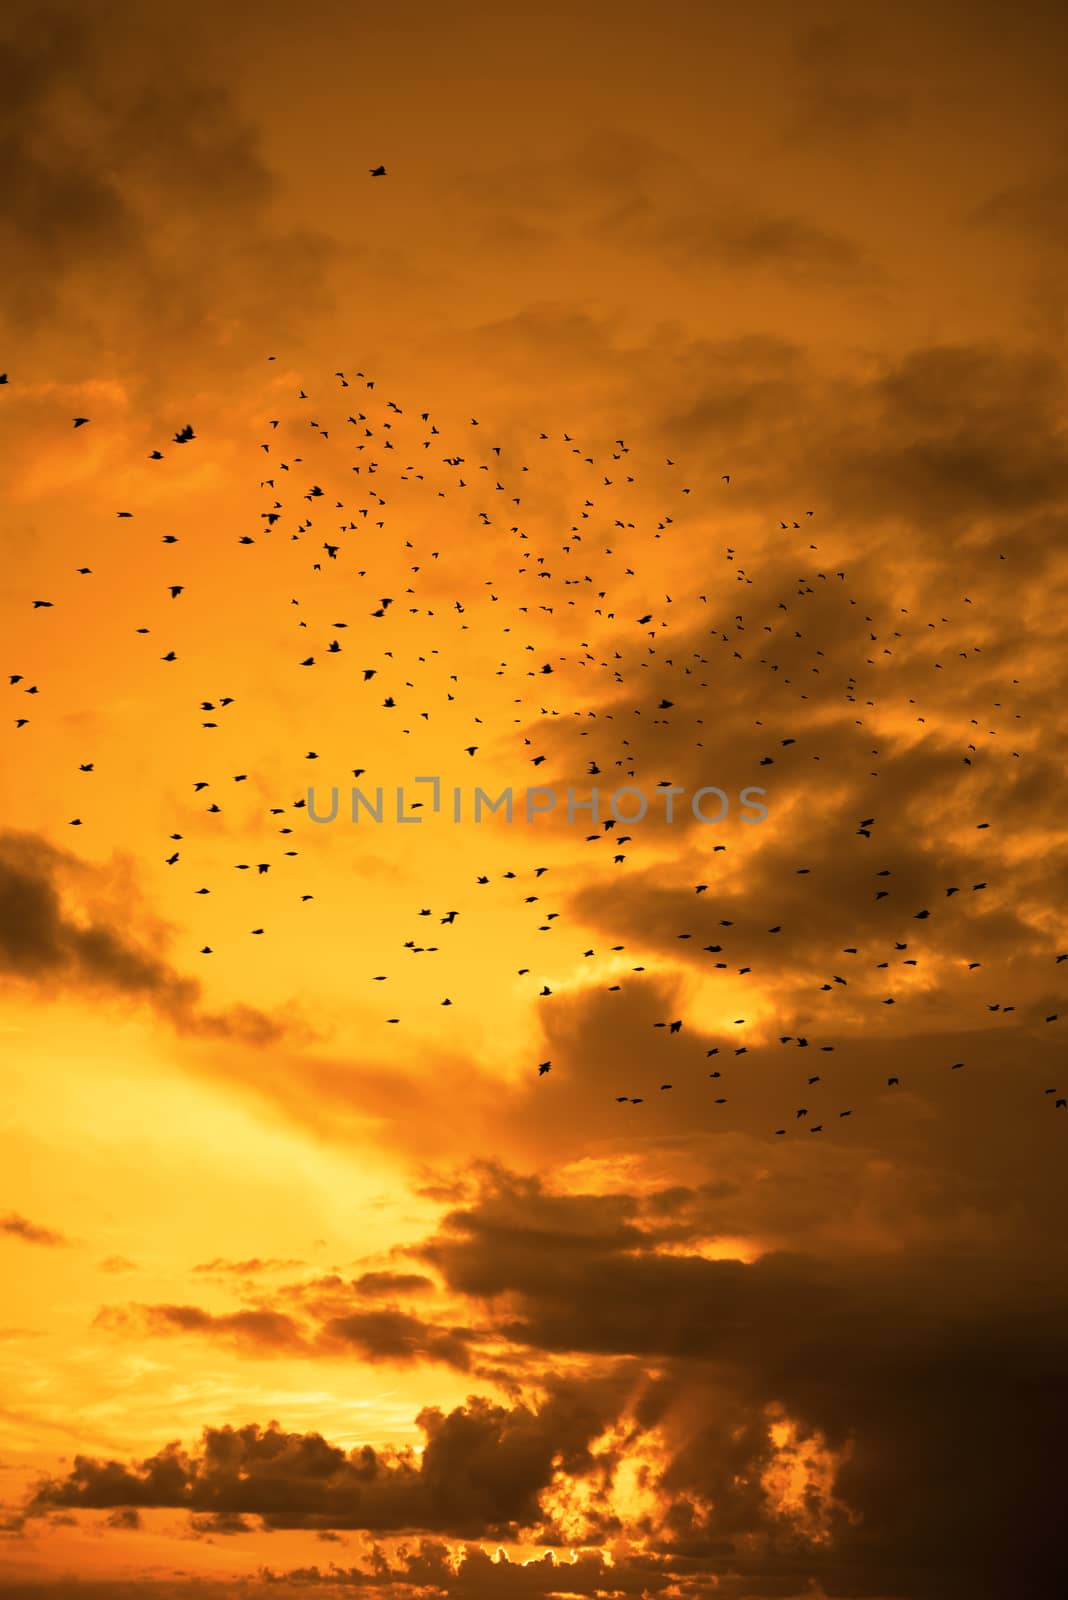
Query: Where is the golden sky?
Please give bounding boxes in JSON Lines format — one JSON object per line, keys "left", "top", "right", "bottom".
{"left": 2, "top": 2, "right": 1068, "bottom": 1597}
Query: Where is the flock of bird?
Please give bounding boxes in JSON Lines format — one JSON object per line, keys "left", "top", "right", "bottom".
{"left": 4, "top": 353, "right": 1065, "bottom": 1140}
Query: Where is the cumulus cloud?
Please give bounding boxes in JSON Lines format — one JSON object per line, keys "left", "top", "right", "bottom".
{"left": 28, "top": 1387, "right": 620, "bottom": 1539}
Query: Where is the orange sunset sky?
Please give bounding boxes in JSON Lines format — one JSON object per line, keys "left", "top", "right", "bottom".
{"left": 2, "top": 2, "right": 1068, "bottom": 1597}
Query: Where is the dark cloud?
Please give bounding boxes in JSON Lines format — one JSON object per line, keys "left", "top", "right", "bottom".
{"left": 105, "top": 1507, "right": 142, "bottom": 1530}
{"left": 461, "top": 127, "right": 879, "bottom": 288}
{"left": 94, "top": 1303, "right": 309, "bottom": 1354}
{"left": 28, "top": 1386, "right": 620, "bottom": 1537}
{"left": 605, "top": 201, "right": 879, "bottom": 286}
{"left": 0, "top": 1213, "right": 68, "bottom": 1247}
{"left": 321, "top": 1308, "right": 476, "bottom": 1371}
{"left": 407, "top": 1166, "right": 1068, "bottom": 1597}
{"left": 0, "top": 830, "right": 285, "bottom": 1043}
{"left": 93, "top": 1291, "right": 482, "bottom": 1372}
{"left": 784, "top": 19, "right": 913, "bottom": 142}
{"left": 189, "top": 1511, "right": 256, "bottom": 1537}
{"left": 31, "top": 1143, "right": 1068, "bottom": 1595}
{"left": 972, "top": 165, "right": 1068, "bottom": 250}
{"left": 0, "top": 1, "right": 336, "bottom": 363}
{"left": 261, "top": 1539, "right": 686, "bottom": 1596}
{"left": 653, "top": 335, "right": 1068, "bottom": 541}
{"left": 353, "top": 1271, "right": 435, "bottom": 1296}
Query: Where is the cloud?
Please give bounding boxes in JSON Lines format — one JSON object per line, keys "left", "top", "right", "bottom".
{"left": 94, "top": 1303, "right": 308, "bottom": 1355}
{"left": 972, "top": 165, "right": 1068, "bottom": 250}
{"left": 260, "top": 1540, "right": 686, "bottom": 1597}
{"left": 193, "top": 1259, "right": 307, "bottom": 1277}
{"left": 353, "top": 1271, "right": 436, "bottom": 1296}
{"left": 461, "top": 128, "right": 879, "bottom": 288}
{"left": 605, "top": 201, "right": 879, "bottom": 286}
{"left": 51, "top": 1144, "right": 1068, "bottom": 1592}
{"left": 320, "top": 1308, "right": 477, "bottom": 1371}
{"left": 783, "top": 19, "right": 913, "bottom": 143}
{"left": 28, "top": 1387, "right": 620, "bottom": 1537}
{"left": 93, "top": 1295, "right": 481, "bottom": 1373}
{"left": 104, "top": 1507, "right": 142, "bottom": 1530}
{"left": 0, "top": 1213, "right": 68, "bottom": 1247}
{"left": 188, "top": 1510, "right": 256, "bottom": 1538}
{"left": 0, "top": 1, "right": 336, "bottom": 363}
{"left": 407, "top": 1164, "right": 1068, "bottom": 1597}
{"left": 0, "top": 829, "right": 286, "bottom": 1043}
{"left": 0, "top": 1587, "right": 255, "bottom": 1600}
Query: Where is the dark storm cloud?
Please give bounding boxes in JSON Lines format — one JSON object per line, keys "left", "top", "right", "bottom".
{"left": 0, "top": 830, "right": 284, "bottom": 1042}
{"left": 409, "top": 1165, "right": 1068, "bottom": 1598}
{"left": 29, "top": 1154, "right": 1068, "bottom": 1593}
{"left": 261, "top": 1540, "right": 685, "bottom": 1596}
{"left": 415, "top": 1165, "right": 1065, "bottom": 1361}
{"left": 28, "top": 1384, "right": 621, "bottom": 1537}
{"left": 0, "top": 1552, "right": 685, "bottom": 1600}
